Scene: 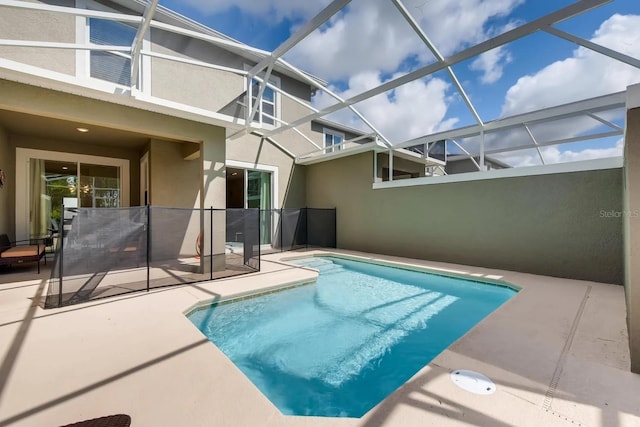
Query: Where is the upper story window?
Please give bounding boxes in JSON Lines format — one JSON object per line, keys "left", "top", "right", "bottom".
{"left": 324, "top": 129, "right": 344, "bottom": 153}
{"left": 76, "top": 0, "right": 150, "bottom": 92}
{"left": 246, "top": 71, "right": 281, "bottom": 128}
{"left": 89, "top": 18, "right": 136, "bottom": 87}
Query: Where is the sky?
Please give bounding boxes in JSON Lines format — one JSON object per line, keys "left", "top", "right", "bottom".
{"left": 159, "top": 0, "right": 640, "bottom": 166}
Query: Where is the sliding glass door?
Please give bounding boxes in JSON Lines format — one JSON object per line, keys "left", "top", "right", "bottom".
{"left": 16, "top": 148, "right": 130, "bottom": 241}
{"left": 226, "top": 167, "right": 273, "bottom": 245}
{"left": 247, "top": 170, "right": 271, "bottom": 245}
{"left": 29, "top": 159, "right": 121, "bottom": 239}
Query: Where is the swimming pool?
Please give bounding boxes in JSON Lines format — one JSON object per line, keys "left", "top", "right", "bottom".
{"left": 188, "top": 256, "right": 517, "bottom": 417}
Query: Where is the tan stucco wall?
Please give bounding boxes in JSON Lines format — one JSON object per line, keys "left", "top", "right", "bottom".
{"left": 306, "top": 152, "right": 623, "bottom": 284}
{"left": 624, "top": 106, "right": 640, "bottom": 373}
{"left": 0, "top": 80, "right": 227, "bottom": 239}
{"left": 0, "top": 0, "right": 75, "bottom": 75}
{"left": 150, "top": 32, "right": 245, "bottom": 115}
{"left": 0, "top": 80, "right": 218, "bottom": 145}
{"left": 148, "top": 139, "right": 200, "bottom": 208}
{"left": 12, "top": 134, "right": 141, "bottom": 206}
{"left": 0, "top": 125, "right": 13, "bottom": 238}
{"left": 148, "top": 135, "right": 227, "bottom": 210}
{"left": 227, "top": 134, "right": 306, "bottom": 208}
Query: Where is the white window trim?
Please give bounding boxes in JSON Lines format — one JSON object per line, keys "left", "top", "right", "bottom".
{"left": 226, "top": 160, "right": 278, "bottom": 210}
{"left": 243, "top": 64, "right": 281, "bottom": 129}
{"left": 323, "top": 128, "right": 345, "bottom": 153}
{"left": 15, "top": 148, "right": 130, "bottom": 241}
{"left": 75, "top": 0, "right": 151, "bottom": 95}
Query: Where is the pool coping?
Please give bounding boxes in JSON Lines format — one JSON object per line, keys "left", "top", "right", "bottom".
{"left": 0, "top": 248, "right": 636, "bottom": 427}
{"left": 184, "top": 251, "right": 520, "bottom": 318}
{"left": 280, "top": 252, "right": 522, "bottom": 291}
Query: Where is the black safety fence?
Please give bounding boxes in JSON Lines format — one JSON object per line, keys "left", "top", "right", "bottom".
{"left": 44, "top": 206, "right": 335, "bottom": 308}
{"left": 261, "top": 208, "right": 337, "bottom": 254}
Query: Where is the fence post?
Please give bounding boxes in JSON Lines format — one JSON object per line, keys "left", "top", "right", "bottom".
{"left": 58, "top": 204, "right": 64, "bottom": 307}
{"left": 334, "top": 208, "right": 337, "bottom": 248}
{"left": 280, "top": 209, "right": 283, "bottom": 252}
{"left": 146, "top": 204, "right": 150, "bottom": 292}
{"left": 210, "top": 207, "right": 213, "bottom": 281}
{"left": 305, "top": 207, "right": 309, "bottom": 249}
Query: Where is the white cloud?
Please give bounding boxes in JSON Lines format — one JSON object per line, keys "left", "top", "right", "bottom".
{"left": 285, "top": 0, "right": 523, "bottom": 81}
{"left": 502, "top": 14, "right": 640, "bottom": 116}
{"left": 286, "top": 0, "right": 523, "bottom": 143}
{"left": 470, "top": 46, "right": 513, "bottom": 84}
{"left": 492, "top": 14, "right": 639, "bottom": 167}
{"left": 495, "top": 139, "right": 623, "bottom": 167}
{"left": 313, "top": 71, "right": 455, "bottom": 143}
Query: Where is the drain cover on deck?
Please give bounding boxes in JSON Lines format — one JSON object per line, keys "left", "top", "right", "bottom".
{"left": 450, "top": 370, "right": 496, "bottom": 395}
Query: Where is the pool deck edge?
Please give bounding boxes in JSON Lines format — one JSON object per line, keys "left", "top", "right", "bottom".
{"left": 0, "top": 249, "right": 637, "bottom": 427}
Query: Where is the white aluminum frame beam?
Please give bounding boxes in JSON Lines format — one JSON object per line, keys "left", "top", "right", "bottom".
{"left": 391, "top": 0, "right": 483, "bottom": 126}
{"left": 545, "top": 26, "right": 640, "bottom": 70}
{"left": 131, "top": 0, "right": 159, "bottom": 90}
{"left": 0, "top": 40, "right": 130, "bottom": 51}
{"left": 276, "top": 57, "right": 395, "bottom": 149}
{"left": 587, "top": 112, "right": 624, "bottom": 132}
{"left": 247, "top": 63, "right": 275, "bottom": 127}
{"left": 464, "top": 130, "right": 621, "bottom": 157}
{"left": 246, "top": 0, "right": 351, "bottom": 78}
{"left": 262, "top": 0, "right": 611, "bottom": 140}
{"left": 450, "top": 139, "right": 482, "bottom": 171}
{"left": 0, "top": 0, "right": 142, "bottom": 23}
{"left": 524, "top": 124, "right": 546, "bottom": 165}
{"left": 142, "top": 50, "right": 248, "bottom": 76}
{"left": 395, "top": 91, "right": 626, "bottom": 149}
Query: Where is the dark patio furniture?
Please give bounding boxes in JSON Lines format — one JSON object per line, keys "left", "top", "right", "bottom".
{"left": 0, "top": 233, "right": 46, "bottom": 273}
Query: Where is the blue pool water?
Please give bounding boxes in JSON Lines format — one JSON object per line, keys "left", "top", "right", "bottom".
{"left": 188, "top": 256, "right": 516, "bottom": 417}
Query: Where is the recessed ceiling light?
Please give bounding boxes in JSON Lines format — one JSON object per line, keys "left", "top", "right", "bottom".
{"left": 62, "top": 166, "right": 68, "bottom": 170}
{"left": 231, "top": 172, "right": 238, "bottom": 176}
{"left": 76, "top": 127, "right": 89, "bottom": 133}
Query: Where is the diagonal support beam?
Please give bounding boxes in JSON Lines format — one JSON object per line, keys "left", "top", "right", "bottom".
{"left": 246, "top": 0, "right": 351, "bottom": 78}
{"left": 277, "top": 57, "right": 395, "bottom": 148}
{"left": 587, "top": 112, "right": 624, "bottom": 132}
{"left": 262, "top": 0, "right": 611, "bottom": 140}
{"left": 450, "top": 139, "right": 482, "bottom": 171}
{"left": 391, "top": 0, "right": 483, "bottom": 126}
{"left": 247, "top": 63, "right": 275, "bottom": 127}
{"left": 131, "top": 0, "right": 159, "bottom": 90}
{"left": 544, "top": 26, "right": 640, "bottom": 70}
{"left": 524, "top": 124, "right": 546, "bottom": 165}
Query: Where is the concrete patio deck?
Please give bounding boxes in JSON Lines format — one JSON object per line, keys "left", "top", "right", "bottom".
{"left": 0, "top": 249, "right": 638, "bottom": 427}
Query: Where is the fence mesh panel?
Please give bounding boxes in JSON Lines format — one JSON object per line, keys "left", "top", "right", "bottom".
{"left": 307, "top": 208, "right": 337, "bottom": 248}
{"left": 44, "top": 207, "right": 334, "bottom": 308}
{"left": 148, "top": 207, "right": 208, "bottom": 289}
{"left": 46, "top": 207, "right": 148, "bottom": 307}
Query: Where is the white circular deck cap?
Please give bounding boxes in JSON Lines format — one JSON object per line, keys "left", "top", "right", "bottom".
{"left": 450, "top": 370, "right": 496, "bottom": 395}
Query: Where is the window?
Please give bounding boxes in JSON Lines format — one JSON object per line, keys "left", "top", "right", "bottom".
{"left": 324, "top": 129, "right": 344, "bottom": 153}
{"left": 89, "top": 18, "right": 136, "bottom": 86}
{"left": 15, "top": 148, "right": 130, "bottom": 241}
{"left": 245, "top": 71, "right": 281, "bottom": 127}
{"left": 76, "top": 0, "right": 150, "bottom": 90}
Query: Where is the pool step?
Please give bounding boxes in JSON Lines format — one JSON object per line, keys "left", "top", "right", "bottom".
{"left": 291, "top": 258, "right": 352, "bottom": 276}
{"left": 317, "top": 265, "right": 347, "bottom": 275}
{"left": 294, "top": 258, "right": 336, "bottom": 269}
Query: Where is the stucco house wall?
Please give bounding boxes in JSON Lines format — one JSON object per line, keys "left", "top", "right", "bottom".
{"left": 306, "top": 151, "right": 623, "bottom": 285}
{"left": 0, "top": 0, "right": 76, "bottom": 75}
